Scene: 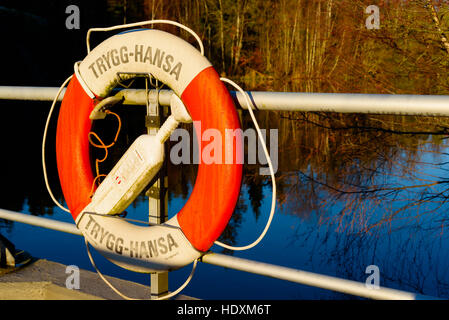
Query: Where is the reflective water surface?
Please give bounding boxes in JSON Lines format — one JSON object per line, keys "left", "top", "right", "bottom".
{"left": 1, "top": 99, "right": 449, "bottom": 299}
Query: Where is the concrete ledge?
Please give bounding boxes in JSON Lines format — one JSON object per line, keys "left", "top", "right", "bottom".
{"left": 0, "top": 281, "right": 103, "bottom": 300}
{"left": 0, "top": 259, "right": 196, "bottom": 300}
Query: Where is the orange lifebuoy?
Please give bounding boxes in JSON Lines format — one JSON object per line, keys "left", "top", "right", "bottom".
{"left": 55, "top": 29, "right": 242, "bottom": 272}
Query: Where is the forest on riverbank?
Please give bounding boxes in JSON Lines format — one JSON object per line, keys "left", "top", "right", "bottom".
{"left": 107, "top": 0, "right": 449, "bottom": 94}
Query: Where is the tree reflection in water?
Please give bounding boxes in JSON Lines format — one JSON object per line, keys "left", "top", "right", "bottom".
{"left": 269, "top": 109, "right": 449, "bottom": 297}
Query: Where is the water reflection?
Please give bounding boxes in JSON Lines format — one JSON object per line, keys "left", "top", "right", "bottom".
{"left": 2, "top": 97, "right": 449, "bottom": 297}
{"left": 270, "top": 110, "right": 449, "bottom": 297}
{"left": 0, "top": 101, "right": 59, "bottom": 214}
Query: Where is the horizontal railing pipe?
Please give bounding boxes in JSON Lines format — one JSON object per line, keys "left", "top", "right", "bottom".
{"left": 2, "top": 86, "right": 449, "bottom": 116}
{"left": 0, "top": 208, "right": 81, "bottom": 236}
{"left": 0, "top": 86, "right": 67, "bottom": 102}
{"left": 232, "top": 91, "right": 449, "bottom": 116}
{"left": 200, "top": 252, "right": 436, "bottom": 300}
{"left": 0, "top": 208, "right": 440, "bottom": 300}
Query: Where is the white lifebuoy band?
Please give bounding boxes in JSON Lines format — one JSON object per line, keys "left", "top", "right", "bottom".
{"left": 77, "top": 208, "right": 201, "bottom": 273}
{"left": 78, "top": 29, "right": 211, "bottom": 98}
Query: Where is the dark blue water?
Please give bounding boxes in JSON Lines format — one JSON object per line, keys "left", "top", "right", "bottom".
{"left": 1, "top": 101, "right": 449, "bottom": 300}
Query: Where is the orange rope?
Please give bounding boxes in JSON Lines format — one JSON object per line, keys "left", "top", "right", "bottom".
{"left": 89, "top": 174, "right": 107, "bottom": 198}
{"left": 88, "top": 110, "right": 122, "bottom": 197}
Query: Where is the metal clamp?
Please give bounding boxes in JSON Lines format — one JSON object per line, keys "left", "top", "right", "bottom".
{"left": 145, "top": 115, "right": 161, "bottom": 128}
{"left": 145, "top": 185, "right": 160, "bottom": 199}
{"left": 89, "top": 96, "right": 124, "bottom": 120}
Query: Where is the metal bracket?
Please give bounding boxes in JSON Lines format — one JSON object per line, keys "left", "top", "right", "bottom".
{"left": 116, "top": 72, "right": 153, "bottom": 89}
{"left": 89, "top": 96, "right": 124, "bottom": 120}
{"left": 145, "top": 115, "right": 161, "bottom": 128}
{"left": 0, "top": 234, "right": 15, "bottom": 268}
{"left": 0, "top": 234, "right": 32, "bottom": 269}
{"left": 145, "top": 185, "right": 160, "bottom": 199}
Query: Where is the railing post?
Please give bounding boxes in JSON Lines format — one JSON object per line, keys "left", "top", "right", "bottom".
{"left": 146, "top": 89, "right": 169, "bottom": 299}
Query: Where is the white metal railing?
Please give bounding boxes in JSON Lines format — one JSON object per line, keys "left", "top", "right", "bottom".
{"left": 2, "top": 86, "right": 449, "bottom": 116}
{"left": 0, "top": 86, "right": 67, "bottom": 102}
{"left": 0, "top": 208, "right": 440, "bottom": 300}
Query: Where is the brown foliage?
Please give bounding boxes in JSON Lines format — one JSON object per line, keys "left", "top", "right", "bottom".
{"left": 106, "top": 0, "right": 449, "bottom": 233}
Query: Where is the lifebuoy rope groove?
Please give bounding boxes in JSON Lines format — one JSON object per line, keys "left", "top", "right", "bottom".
{"left": 42, "top": 20, "right": 277, "bottom": 300}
